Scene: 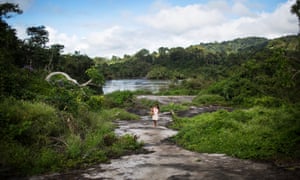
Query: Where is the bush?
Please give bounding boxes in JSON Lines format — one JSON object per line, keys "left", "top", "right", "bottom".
{"left": 160, "top": 77, "right": 212, "bottom": 95}
{"left": 46, "top": 87, "right": 80, "bottom": 113}
{"left": 66, "top": 134, "right": 82, "bottom": 159}
{"left": 244, "top": 96, "right": 283, "bottom": 108}
{"left": 103, "top": 90, "right": 134, "bottom": 108}
{"left": 0, "top": 97, "right": 143, "bottom": 177}
{"left": 86, "top": 95, "right": 104, "bottom": 111}
{"left": 0, "top": 98, "right": 63, "bottom": 145}
{"left": 109, "top": 134, "right": 143, "bottom": 158}
{"left": 33, "top": 148, "right": 63, "bottom": 174}
{"left": 173, "top": 106, "right": 300, "bottom": 160}
{"left": 0, "top": 141, "right": 32, "bottom": 176}
{"left": 193, "top": 94, "right": 227, "bottom": 106}
{"left": 160, "top": 102, "right": 189, "bottom": 112}
{"left": 159, "top": 88, "right": 198, "bottom": 95}
{"left": 99, "top": 108, "right": 140, "bottom": 121}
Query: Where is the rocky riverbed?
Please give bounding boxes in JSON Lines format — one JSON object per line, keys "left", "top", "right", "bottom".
{"left": 30, "top": 96, "right": 300, "bottom": 180}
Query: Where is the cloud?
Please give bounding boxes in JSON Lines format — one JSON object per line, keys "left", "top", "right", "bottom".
{"left": 136, "top": 0, "right": 297, "bottom": 45}
{"left": 232, "top": 1, "right": 253, "bottom": 16}
{"left": 232, "top": 0, "right": 298, "bottom": 38}
{"left": 46, "top": 26, "right": 89, "bottom": 54}
{"left": 139, "top": 4, "right": 226, "bottom": 34}
{"left": 15, "top": 0, "right": 297, "bottom": 58}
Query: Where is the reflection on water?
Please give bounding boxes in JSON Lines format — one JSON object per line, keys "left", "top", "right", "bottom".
{"left": 103, "top": 79, "right": 170, "bottom": 94}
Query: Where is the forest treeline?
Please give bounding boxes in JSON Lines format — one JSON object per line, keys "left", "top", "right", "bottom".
{"left": 0, "top": 2, "right": 300, "bottom": 178}
{"left": 101, "top": 35, "right": 300, "bottom": 102}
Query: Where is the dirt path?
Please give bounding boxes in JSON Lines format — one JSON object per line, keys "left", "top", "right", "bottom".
{"left": 31, "top": 96, "right": 299, "bottom": 180}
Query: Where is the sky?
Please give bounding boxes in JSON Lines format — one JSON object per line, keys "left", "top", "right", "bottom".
{"left": 2, "top": 0, "right": 299, "bottom": 58}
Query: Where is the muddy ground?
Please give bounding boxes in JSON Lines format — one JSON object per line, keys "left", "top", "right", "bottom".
{"left": 30, "top": 95, "right": 300, "bottom": 180}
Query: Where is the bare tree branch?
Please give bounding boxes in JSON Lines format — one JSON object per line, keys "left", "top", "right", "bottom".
{"left": 45, "top": 71, "right": 92, "bottom": 87}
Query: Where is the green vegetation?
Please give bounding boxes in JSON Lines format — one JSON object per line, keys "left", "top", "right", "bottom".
{"left": 1, "top": 1, "right": 300, "bottom": 177}
{"left": 0, "top": 96, "right": 142, "bottom": 177}
{"left": 0, "top": 3, "right": 142, "bottom": 178}
{"left": 161, "top": 103, "right": 190, "bottom": 113}
{"left": 192, "top": 94, "right": 227, "bottom": 106}
{"left": 171, "top": 106, "right": 300, "bottom": 160}
{"left": 168, "top": 37, "right": 300, "bottom": 162}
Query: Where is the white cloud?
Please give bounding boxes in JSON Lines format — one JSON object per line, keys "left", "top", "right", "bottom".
{"left": 135, "top": 0, "right": 297, "bottom": 47}
{"left": 232, "top": 1, "right": 253, "bottom": 16}
{"left": 46, "top": 26, "right": 88, "bottom": 54}
{"left": 139, "top": 4, "right": 226, "bottom": 34}
{"left": 13, "top": 0, "right": 297, "bottom": 58}
{"left": 232, "top": 0, "right": 298, "bottom": 38}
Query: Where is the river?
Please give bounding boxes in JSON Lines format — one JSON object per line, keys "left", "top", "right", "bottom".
{"left": 102, "top": 79, "right": 170, "bottom": 94}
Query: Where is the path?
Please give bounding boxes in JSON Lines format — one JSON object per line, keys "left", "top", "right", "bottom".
{"left": 31, "top": 96, "right": 299, "bottom": 180}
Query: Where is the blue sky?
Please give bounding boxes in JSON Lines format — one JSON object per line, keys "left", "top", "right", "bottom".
{"left": 2, "top": 0, "right": 298, "bottom": 57}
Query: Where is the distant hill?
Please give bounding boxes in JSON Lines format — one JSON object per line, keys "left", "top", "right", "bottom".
{"left": 103, "top": 35, "right": 299, "bottom": 80}
{"left": 198, "top": 37, "right": 268, "bottom": 54}
{"left": 267, "top": 35, "right": 299, "bottom": 51}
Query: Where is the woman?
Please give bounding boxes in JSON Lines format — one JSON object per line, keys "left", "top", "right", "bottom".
{"left": 151, "top": 104, "right": 160, "bottom": 127}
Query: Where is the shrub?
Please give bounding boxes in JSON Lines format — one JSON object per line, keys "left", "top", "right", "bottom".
{"left": 65, "top": 134, "right": 82, "bottom": 159}
{"left": 0, "top": 141, "right": 32, "bottom": 176}
{"left": 193, "top": 94, "right": 227, "bottom": 106}
{"left": 160, "top": 102, "right": 189, "bottom": 112}
{"left": 86, "top": 95, "right": 104, "bottom": 111}
{"left": 46, "top": 87, "right": 79, "bottom": 113}
{"left": 109, "top": 134, "right": 143, "bottom": 158}
{"left": 173, "top": 106, "right": 300, "bottom": 160}
{"left": 100, "top": 108, "right": 139, "bottom": 121}
{"left": 0, "top": 98, "right": 63, "bottom": 145}
{"left": 32, "top": 148, "right": 63, "bottom": 174}
{"left": 103, "top": 90, "right": 134, "bottom": 108}
{"left": 244, "top": 96, "right": 283, "bottom": 108}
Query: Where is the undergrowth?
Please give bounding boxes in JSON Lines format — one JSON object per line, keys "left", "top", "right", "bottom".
{"left": 171, "top": 105, "right": 300, "bottom": 161}
{"left": 0, "top": 98, "right": 142, "bottom": 177}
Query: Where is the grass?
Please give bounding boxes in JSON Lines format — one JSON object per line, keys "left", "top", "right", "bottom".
{"left": 0, "top": 98, "right": 142, "bottom": 177}
{"left": 172, "top": 105, "right": 300, "bottom": 161}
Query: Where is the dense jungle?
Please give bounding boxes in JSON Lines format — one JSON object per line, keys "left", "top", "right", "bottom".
{"left": 0, "top": 2, "right": 300, "bottom": 178}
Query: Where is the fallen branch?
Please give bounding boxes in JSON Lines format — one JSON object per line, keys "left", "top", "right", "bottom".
{"left": 45, "top": 71, "right": 92, "bottom": 87}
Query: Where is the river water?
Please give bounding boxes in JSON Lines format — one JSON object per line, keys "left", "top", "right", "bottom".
{"left": 102, "top": 79, "right": 170, "bottom": 94}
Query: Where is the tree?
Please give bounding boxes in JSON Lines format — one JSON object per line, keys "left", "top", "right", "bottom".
{"left": 0, "top": 2, "right": 24, "bottom": 67}
{"left": 0, "top": 3, "right": 22, "bottom": 20}
{"left": 291, "top": 0, "right": 300, "bottom": 34}
{"left": 134, "top": 48, "right": 152, "bottom": 63}
{"left": 158, "top": 47, "right": 169, "bottom": 56}
{"left": 45, "top": 44, "right": 64, "bottom": 71}
{"left": 86, "top": 66, "right": 105, "bottom": 86}
{"left": 25, "top": 26, "right": 50, "bottom": 68}
{"left": 26, "top": 26, "right": 49, "bottom": 48}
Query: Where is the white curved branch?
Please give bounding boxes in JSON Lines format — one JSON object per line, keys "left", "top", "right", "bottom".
{"left": 45, "top": 71, "right": 92, "bottom": 87}
{"left": 79, "top": 79, "right": 93, "bottom": 87}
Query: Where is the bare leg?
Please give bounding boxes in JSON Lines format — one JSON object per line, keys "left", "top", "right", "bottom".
{"left": 154, "top": 120, "right": 157, "bottom": 127}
